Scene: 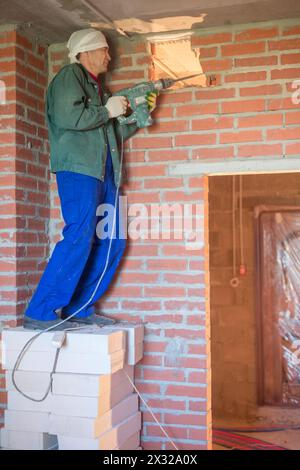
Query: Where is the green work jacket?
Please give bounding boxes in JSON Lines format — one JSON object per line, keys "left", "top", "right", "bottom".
{"left": 46, "top": 63, "right": 138, "bottom": 186}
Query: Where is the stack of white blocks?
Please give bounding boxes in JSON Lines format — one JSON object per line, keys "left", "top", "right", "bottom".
{"left": 0, "top": 322, "right": 144, "bottom": 450}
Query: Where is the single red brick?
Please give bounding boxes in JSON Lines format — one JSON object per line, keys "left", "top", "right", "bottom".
{"left": 141, "top": 441, "right": 163, "bottom": 450}
{"left": 127, "top": 192, "right": 159, "bottom": 203}
{"left": 106, "top": 285, "right": 143, "bottom": 297}
{"left": 0, "top": 261, "right": 16, "bottom": 271}
{"left": 0, "top": 61, "right": 16, "bottom": 73}
{"left": 192, "top": 146, "right": 234, "bottom": 159}
{"left": 220, "top": 130, "right": 262, "bottom": 144}
{"left": 164, "top": 273, "right": 200, "bottom": 284}
{"left": 144, "top": 369, "right": 185, "bottom": 382}
{"left": 144, "top": 177, "right": 183, "bottom": 189}
{"left": 269, "top": 38, "right": 300, "bottom": 51}
{"left": 135, "top": 55, "right": 151, "bottom": 66}
{"left": 192, "top": 32, "right": 232, "bottom": 47}
{"left": 164, "top": 190, "right": 204, "bottom": 203}
{"left": 176, "top": 103, "right": 218, "bottom": 117}
{"left": 283, "top": 26, "right": 300, "bottom": 36}
{"left": 285, "top": 142, "right": 300, "bottom": 155}
{"left": 238, "top": 143, "right": 283, "bottom": 157}
{"left": 0, "top": 132, "right": 15, "bottom": 144}
{"left": 235, "top": 27, "right": 278, "bottom": 42}
{"left": 286, "top": 111, "right": 300, "bottom": 125}
{"left": 0, "top": 30, "right": 17, "bottom": 43}
{"left": 17, "top": 90, "right": 38, "bottom": 109}
{"left": 165, "top": 412, "right": 207, "bottom": 426}
{"left": 147, "top": 424, "right": 188, "bottom": 439}
{"left": 151, "top": 106, "right": 174, "bottom": 119}
{"left": 200, "top": 58, "right": 233, "bottom": 72}
{"left": 222, "top": 41, "right": 266, "bottom": 56}
{"left": 148, "top": 120, "right": 188, "bottom": 134}
{"left": 159, "top": 91, "right": 193, "bottom": 104}
{"left": 17, "top": 121, "right": 37, "bottom": 135}
{"left": 110, "top": 70, "right": 145, "bottom": 81}
{"left": 281, "top": 53, "right": 300, "bottom": 65}
{"left": 35, "top": 72, "right": 47, "bottom": 87}
{"left": 16, "top": 33, "right": 32, "bottom": 50}
{"left": 238, "top": 113, "right": 283, "bottom": 128}
{"left": 144, "top": 286, "right": 185, "bottom": 297}
{"left": 225, "top": 71, "right": 267, "bottom": 83}
{"left": 268, "top": 97, "right": 299, "bottom": 111}
{"left": 119, "top": 272, "right": 158, "bottom": 284}
{"left": 239, "top": 84, "right": 282, "bottom": 97}
{"left": 120, "top": 56, "right": 133, "bottom": 67}
{"left": 222, "top": 99, "right": 265, "bottom": 114}
{"left": 267, "top": 127, "right": 300, "bottom": 141}
{"left": 235, "top": 55, "right": 278, "bottom": 67}
{"left": 166, "top": 384, "right": 207, "bottom": 399}
{"left": 192, "top": 117, "right": 234, "bottom": 131}
{"left": 175, "top": 134, "right": 216, "bottom": 146}
{"left": 147, "top": 259, "right": 187, "bottom": 270}
{"left": 126, "top": 164, "right": 166, "bottom": 179}
{"left": 28, "top": 52, "right": 46, "bottom": 72}
{"left": 131, "top": 136, "right": 172, "bottom": 149}
{"left": 50, "top": 50, "right": 67, "bottom": 61}
{"left": 195, "top": 88, "right": 235, "bottom": 100}
{"left": 27, "top": 82, "right": 45, "bottom": 99}
{"left": 147, "top": 149, "right": 188, "bottom": 162}
{"left": 27, "top": 109, "right": 45, "bottom": 126}
{"left": 271, "top": 68, "right": 300, "bottom": 80}
{"left": 122, "top": 300, "right": 161, "bottom": 311}
{"left": 0, "top": 45, "right": 16, "bottom": 57}
{"left": 188, "top": 343, "right": 207, "bottom": 355}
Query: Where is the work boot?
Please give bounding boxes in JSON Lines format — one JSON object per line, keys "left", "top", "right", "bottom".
{"left": 23, "top": 316, "right": 81, "bottom": 331}
{"left": 62, "top": 313, "right": 117, "bottom": 327}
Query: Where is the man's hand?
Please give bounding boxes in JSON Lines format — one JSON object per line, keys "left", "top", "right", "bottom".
{"left": 146, "top": 91, "right": 159, "bottom": 112}
{"left": 105, "top": 96, "right": 128, "bottom": 118}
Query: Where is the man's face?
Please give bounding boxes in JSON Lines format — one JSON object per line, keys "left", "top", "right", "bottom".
{"left": 86, "top": 47, "right": 111, "bottom": 74}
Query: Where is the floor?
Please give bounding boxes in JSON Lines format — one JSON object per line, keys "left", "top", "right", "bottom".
{"left": 212, "top": 416, "right": 300, "bottom": 450}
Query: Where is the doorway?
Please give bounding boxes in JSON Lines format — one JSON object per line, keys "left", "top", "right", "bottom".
{"left": 208, "top": 172, "right": 300, "bottom": 450}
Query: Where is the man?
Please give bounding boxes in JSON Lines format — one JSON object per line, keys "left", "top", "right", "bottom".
{"left": 24, "top": 29, "right": 157, "bottom": 330}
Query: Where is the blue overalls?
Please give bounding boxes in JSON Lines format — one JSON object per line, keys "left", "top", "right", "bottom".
{"left": 24, "top": 147, "right": 126, "bottom": 321}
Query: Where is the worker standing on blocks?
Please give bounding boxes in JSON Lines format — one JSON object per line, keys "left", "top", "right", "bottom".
{"left": 24, "top": 29, "right": 158, "bottom": 330}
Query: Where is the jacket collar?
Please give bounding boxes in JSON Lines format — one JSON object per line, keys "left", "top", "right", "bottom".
{"left": 75, "top": 63, "right": 109, "bottom": 96}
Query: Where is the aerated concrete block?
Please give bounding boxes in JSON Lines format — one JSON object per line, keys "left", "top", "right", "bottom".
{"left": 127, "top": 341, "right": 143, "bottom": 365}
{"left": 51, "top": 363, "right": 134, "bottom": 397}
{"left": 57, "top": 411, "right": 141, "bottom": 450}
{"left": 0, "top": 428, "right": 57, "bottom": 450}
{"left": 2, "top": 326, "right": 125, "bottom": 354}
{"left": 49, "top": 393, "right": 138, "bottom": 437}
{"left": 5, "top": 370, "right": 53, "bottom": 394}
{"left": 7, "top": 390, "right": 53, "bottom": 413}
{"left": 4, "top": 409, "right": 50, "bottom": 432}
{"left": 3, "top": 348, "right": 125, "bottom": 374}
{"left": 51, "top": 375, "right": 134, "bottom": 417}
{"left": 104, "top": 323, "right": 144, "bottom": 364}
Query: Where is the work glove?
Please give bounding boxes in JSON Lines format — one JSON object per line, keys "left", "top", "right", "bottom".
{"left": 146, "top": 91, "right": 159, "bottom": 112}
{"left": 105, "top": 96, "right": 128, "bottom": 118}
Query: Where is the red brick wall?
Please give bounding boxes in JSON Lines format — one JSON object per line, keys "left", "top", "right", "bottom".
{"left": 0, "top": 26, "right": 49, "bottom": 424}
{"left": 2, "top": 17, "right": 300, "bottom": 448}
{"left": 48, "top": 19, "right": 300, "bottom": 449}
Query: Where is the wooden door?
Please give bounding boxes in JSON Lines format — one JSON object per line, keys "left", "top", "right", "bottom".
{"left": 256, "top": 207, "right": 300, "bottom": 407}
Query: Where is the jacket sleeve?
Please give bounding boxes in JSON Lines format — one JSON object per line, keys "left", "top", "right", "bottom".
{"left": 115, "top": 121, "right": 139, "bottom": 143}
{"left": 47, "top": 67, "right": 110, "bottom": 131}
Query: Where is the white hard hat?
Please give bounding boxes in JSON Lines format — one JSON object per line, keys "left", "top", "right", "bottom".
{"left": 67, "top": 28, "right": 108, "bottom": 63}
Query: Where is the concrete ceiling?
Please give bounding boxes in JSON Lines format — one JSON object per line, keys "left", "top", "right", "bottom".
{"left": 1, "top": 0, "right": 300, "bottom": 44}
